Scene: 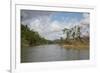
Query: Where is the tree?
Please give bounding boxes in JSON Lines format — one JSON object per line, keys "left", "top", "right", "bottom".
{"left": 72, "top": 31, "right": 75, "bottom": 40}
{"left": 68, "top": 29, "right": 72, "bottom": 39}
{"left": 60, "top": 37, "right": 63, "bottom": 44}
{"left": 77, "top": 26, "right": 81, "bottom": 40}
{"left": 21, "top": 24, "right": 50, "bottom": 48}
{"left": 62, "top": 28, "right": 69, "bottom": 40}
{"left": 71, "top": 26, "right": 76, "bottom": 40}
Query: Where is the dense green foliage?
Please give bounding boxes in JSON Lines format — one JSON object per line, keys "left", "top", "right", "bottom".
{"left": 21, "top": 24, "right": 52, "bottom": 48}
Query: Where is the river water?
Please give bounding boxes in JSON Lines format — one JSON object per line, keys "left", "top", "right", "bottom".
{"left": 21, "top": 44, "right": 89, "bottom": 63}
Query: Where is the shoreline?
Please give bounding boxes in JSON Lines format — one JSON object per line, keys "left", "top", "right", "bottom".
{"left": 62, "top": 44, "right": 89, "bottom": 49}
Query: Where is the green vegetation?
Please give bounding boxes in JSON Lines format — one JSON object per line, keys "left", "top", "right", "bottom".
{"left": 21, "top": 24, "right": 89, "bottom": 49}
{"left": 61, "top": 26, "right": 89, "bottom": 49}
{"left": 21, "top": 24, "right": 52, "bottom": 48}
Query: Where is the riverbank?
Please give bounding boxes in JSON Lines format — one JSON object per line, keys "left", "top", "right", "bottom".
{"left": 63, "top": 44, "right": 89, "bottom": 49}
{"left": 61, "top": 39, "right": 89, "bottom": 49}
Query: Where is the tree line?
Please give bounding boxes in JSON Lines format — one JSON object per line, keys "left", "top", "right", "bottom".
{"left": 21, "top": 24, "right": 52, "bottom": 48}
{"left": 61, "top": 25, "right": 89, "bottom": 44}
{"left": 62, "top": 26, "right": 81, "bottom": 41}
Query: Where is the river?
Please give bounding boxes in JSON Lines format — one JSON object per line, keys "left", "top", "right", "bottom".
{"left": 21, "top": 44, "right": 89, "bottom": 63}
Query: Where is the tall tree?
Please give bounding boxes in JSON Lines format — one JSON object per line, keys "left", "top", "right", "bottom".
{"left": 71, "top": 26, "right": 76, "bottom": 40}
{"left": 77, "top": 26, "right": 81, "bottom": 39}
{"left": 62, "top": 28, "right": 69, "bottom": 40}
{"left": 72, "top": 31, "right": 75, "bottom": 40}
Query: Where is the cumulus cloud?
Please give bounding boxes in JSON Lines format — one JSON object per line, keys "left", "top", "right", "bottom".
{"left": 27, "top": 16, "right": 64, "bottom": 40}
{"left": 21, "top": 10, "right": 90, "bottom": 40}
{"left": 79, "top": 13, "right": 90, "bottom": 37}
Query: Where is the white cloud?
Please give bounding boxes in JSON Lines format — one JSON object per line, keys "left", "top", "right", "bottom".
{"left": 22, "top": 12, "right": 90, "bottom": 40}
{"left": 80, "top": 13, "right": 90, "bottom": 25}
{"left": 50, "top": 21, "right": 62, "bottom": 32}
{"left": 78, "top": 13, "right": 90, "bottom": 37}
{"left": 27, "top": 16, "right": 66, "bottom": 40}
{"left": 83, "top": 13, "right": 89, "bottom": 18}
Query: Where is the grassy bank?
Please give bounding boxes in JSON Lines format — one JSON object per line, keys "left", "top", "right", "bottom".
{"left": 61, "top": 39, "right": 89, "bottom": 49}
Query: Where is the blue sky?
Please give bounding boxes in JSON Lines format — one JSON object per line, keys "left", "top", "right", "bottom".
{"left": 50, "top": 12, "right": 84, "bottom": 23}
{"left": 21, "top": 10, "right": 90, "bottom": 40}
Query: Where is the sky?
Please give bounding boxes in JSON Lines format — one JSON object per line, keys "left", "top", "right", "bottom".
{"left": 21, "top": 10, "right": 90, "bottom": 40}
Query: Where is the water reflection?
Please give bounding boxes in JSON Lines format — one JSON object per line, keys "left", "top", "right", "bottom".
{"left": 21, "top": 44, "right": 89, "bottom": 63}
